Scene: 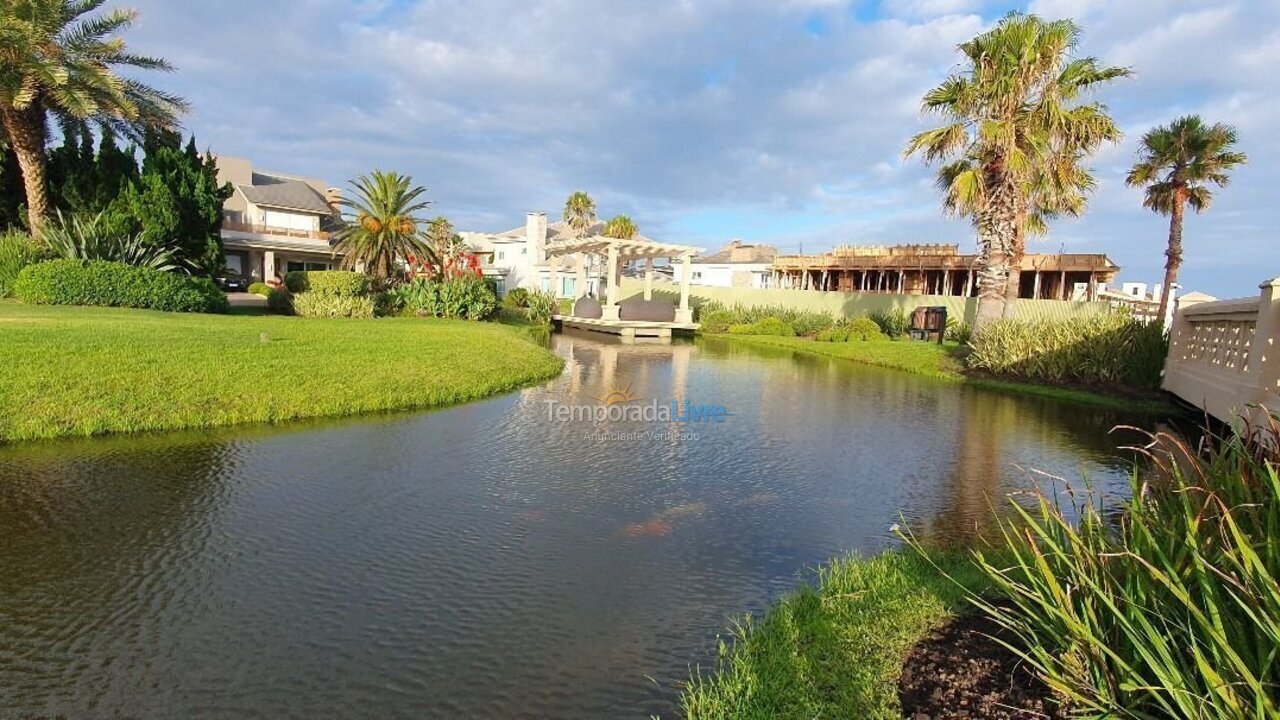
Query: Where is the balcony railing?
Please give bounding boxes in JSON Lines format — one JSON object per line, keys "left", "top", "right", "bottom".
{"left": 223, "top": 220, "right": 331, "bottom": 241}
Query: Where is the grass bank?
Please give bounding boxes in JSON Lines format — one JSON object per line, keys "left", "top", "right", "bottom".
{"left": 714, "top": 334, "right": 1173, "bottom": 412}
{"left": 682, "top": 551, "right": 989, "bottom": 719}
{"left": 0, "top": 302, "right": 564, "bottom": 441}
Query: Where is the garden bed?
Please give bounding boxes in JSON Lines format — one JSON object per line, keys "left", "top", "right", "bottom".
{"left": 898, "top": 606, "right": 1063, "bottom": 720}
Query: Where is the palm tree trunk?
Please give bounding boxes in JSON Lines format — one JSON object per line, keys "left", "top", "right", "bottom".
{"left": 1002, "top": 222, "right": 1025, "bottom": 316}
{"left": 973, "top": 176, "right": 1018, "bottom": 332}
{"left": 1156, "top": 195, "right": 1185, "bottom": 325}
{"left": 0, "top": 103, "right": 50, "bottom": 237}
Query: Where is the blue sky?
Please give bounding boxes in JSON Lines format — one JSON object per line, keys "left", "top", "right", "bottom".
{"left": 123, "top": 0, "right": 1278, "bottom": 297}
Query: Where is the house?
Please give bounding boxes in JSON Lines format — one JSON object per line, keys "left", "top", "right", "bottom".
{"left": 671, "top": 240, "right": 777, "bottom": 289}
{"left": 462, "top": 212, "right": 678, "bottom": 299}
{"left": 770, "top": 244, "right": 1120, "bottom": 300}
{"left": 215, "top": 156, "right": 342, "bottom": 282}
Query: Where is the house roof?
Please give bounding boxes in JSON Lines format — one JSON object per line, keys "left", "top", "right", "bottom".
{"left": 238, "top": 173, "right": 333, "bottom": 215}
{"left": 695, "top": 240, "right": 776, "bottom": 265}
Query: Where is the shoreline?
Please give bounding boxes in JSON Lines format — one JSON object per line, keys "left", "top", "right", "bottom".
{"left": 0, "top": 303, "right": 565, "bottom": 443}
{"left": 709, "top": 333, "right": 1176, "bottom": 414}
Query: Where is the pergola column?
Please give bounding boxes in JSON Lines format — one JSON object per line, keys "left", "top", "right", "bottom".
{"left": 549, "top": 257, "right": 559, "bottom": 299}
{"left": 575, "top": 253, "right": 587, "bottom": 299}
{"left": 644, "top": 257, "right": 655, "bottom": 300}
{"left": 675, "top": 253, "right": 693, "bottom": 324}
{"left": 264, "top": 251, "right": 276, "bottom": 281}
{"left": 602, "top": 242, "right": 621, "bottom": 320}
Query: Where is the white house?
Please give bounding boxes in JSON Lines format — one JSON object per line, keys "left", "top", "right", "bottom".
{"left": 462, "top": 213, "right": 682, "bottom": 299}
{"left": 214, "top": 156, "right": 342, "bottom": 281}
{"left": 670, "top": 239, "right": 776, "bottom": 289}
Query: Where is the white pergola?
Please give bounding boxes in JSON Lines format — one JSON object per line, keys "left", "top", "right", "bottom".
{"left": 545, "top": 235, "right": 703, "bottom": 323}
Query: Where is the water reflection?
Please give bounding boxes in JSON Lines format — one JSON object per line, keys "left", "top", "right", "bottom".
{"left": 0, "top": 332, "right": 1153, "bottom": 718}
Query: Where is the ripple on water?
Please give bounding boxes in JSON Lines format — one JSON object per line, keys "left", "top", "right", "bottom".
{"left": 0, "top": 332, "right": 1151, "bottom": 718}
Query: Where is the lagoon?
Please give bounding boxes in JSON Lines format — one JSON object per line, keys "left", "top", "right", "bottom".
{"left": 0, "top": 332, "right": 1150, "bottom": 718}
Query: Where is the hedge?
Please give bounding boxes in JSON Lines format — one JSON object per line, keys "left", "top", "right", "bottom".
{"left": 14, "top": 259, "right": 228, "bottom": 313}
{"left": 284, "top": 270, "right": 369, "bottom": 297}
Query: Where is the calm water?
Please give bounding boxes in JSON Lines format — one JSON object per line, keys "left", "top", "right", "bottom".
{"left": 0, "top": 333, "right": 1151, "bottom": 718}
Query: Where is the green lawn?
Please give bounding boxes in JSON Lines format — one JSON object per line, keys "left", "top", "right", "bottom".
{"left": 0, "top": 302, "right": 564, "bottom": 441}
{"left": 682, "top": 551, "right": 989, "bottom": 719}
{"left": 716, "top": 334, "right": 1172, "bottom": 412}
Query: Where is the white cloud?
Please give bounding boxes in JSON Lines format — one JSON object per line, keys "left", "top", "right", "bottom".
{"left": 118, "top": 0, "right": 1278, "bottom": 296}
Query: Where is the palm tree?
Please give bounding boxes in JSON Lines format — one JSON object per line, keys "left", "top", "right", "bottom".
{"left": 603, "top": 214, "right": 638, "bottom": 240}
{"left": 332, "top": 171, "right": 432, "bottom": 283}
{"left": 905, "top": 12, "right": 1128, "bottom": 329}
{"left": 1126, "top": 116, "right": 1247, "bottom": 323}
{"left": 562, "top": 191, "right": 597, "bottom": 239}
{"left": 0, "top": 0, "right": 187, "bottom": 236}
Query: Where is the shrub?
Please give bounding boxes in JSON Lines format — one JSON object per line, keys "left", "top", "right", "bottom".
{"left": 944, "top": 318, "right": 972, "bottom": 345}
{"left": 788, "top": 310, "right": 836, "bottom": 337}
{"left": 966, "top": 417, "right": 1280, "bottom": 719}
{"left": 266, "top": 288, "right": 293, "bottom": 314}
{"left": 844, "top": 317, "right": 885, "bottom": 341}
{"left": 248, "top": 282, "right": 272, "bottom": 297}
{"left": 41, "top": 210, "right": 181, "bottom": 272}
{"left": 292, "top": 292, "right": 376, "bottom": 318}
{"left": 966, "top": 313, "right": 1167, "bottom": 388}
{"left": 815, "top": 327, "right": 848, "bottom": 342}
{"left": 438, "top": 274, "right": 498, "bottom": 320}
{"left": 699, "top": 309, "right": 735, "bottom": 334}
{"left": 503, "top": 287, "right": 532, "bottom": 309}
{"left": 385, "top": 275, "right": 497, "bottom": 320}
{"left": 868, "top": 309, "right": 910, "bottom": 338}
{"left": 0, "top": 230, "right": 42, "bottom": 297}
{"left": 728, "top": 317, "right": 796, "bottom": 337}
{"left": 524, "top": 290, "right": 556, "bottom": 325}
{"left": 13, "top": 259, "right": 228, "bottom": 313}
{"left": 695, "top": 301, "right": 832, "bottom": 336}
{"left": 284, "top": 270, "right": 369, "bottom": 298}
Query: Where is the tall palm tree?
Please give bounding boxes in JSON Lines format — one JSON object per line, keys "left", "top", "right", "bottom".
{"left": 0, "top": 0, "right": 186, "bottom": 236}
{"left": 1126, "top": 116, "right": 1247, "bottom": 323}
{"left": 562, "top": 191, "right": 596, "bottom": 239}
{"left": 332, "top": 171, "right": 432, "bottom": 283}
{"left": 603, "top": 214, "right": 638, "bottom": 240}
{"left": 905, "top": 12, "right": 1128, "bottom": 329}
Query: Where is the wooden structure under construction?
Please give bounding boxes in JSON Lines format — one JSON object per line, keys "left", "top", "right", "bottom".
{"left": 769, "top": 244, "right": 1120, "bottom": 301}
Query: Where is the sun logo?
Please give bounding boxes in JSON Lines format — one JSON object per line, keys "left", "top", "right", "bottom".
{"left": 597, "top": 382, "right": 640, "bottom": 406}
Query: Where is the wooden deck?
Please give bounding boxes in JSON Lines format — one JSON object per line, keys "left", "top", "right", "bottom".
{"left": 553, "top": 315, "right": 699, "bottom": 342}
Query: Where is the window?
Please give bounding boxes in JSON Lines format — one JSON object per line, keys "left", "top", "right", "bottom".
{"left": 692, "top": 271, "right": 703, "bottom": 280}
{"left": 287, "top": 261, "right": 330, "bottom": 273}
{"left": 562, "top": 277, "right": 576, "bottom": 297}
{"left": 494, "top": 279, "right": 506, "bottom": 296}
{"left": 521, "top": 248, "right": 527, "bottom": 255}
{"left": 497, "top": 250, "right": 505, "bottom": 261}
{"left": 540, "top": 277, "right": 552, "bottom": 293}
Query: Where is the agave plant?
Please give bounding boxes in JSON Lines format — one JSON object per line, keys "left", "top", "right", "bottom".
{"left": 41, "top": 210, "right": 180, "bottom": 271}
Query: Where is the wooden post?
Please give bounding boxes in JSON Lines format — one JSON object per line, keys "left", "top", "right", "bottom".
{"left": 964, "top": 268, "right": 974, "bottom": 297}
{"left": 943, "top": 270, "right": 952, "bottom": 296}
{"left": 1059, "top": 270, "right": 1067, "bottom": 300}
{"left": 576, "top": 253, "right": 587, "bottom": 299}
{"left": 1032, "top": 271, "right": 1041, "bottom": 300}
{"left": 898, "top": 270, "right": 904, "bottom": 294}
{"left": 549, "top": 255, "right": 559, "bottom": 299}
{"left": 644, "top": 257, "right": 654, "bottom": 301}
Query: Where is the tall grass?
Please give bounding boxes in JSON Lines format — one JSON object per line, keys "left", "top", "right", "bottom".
{"left": 967, "top": 312, "right": 1168, "bottom": 388}
{"left": 971, "top": 413, "right": 1280, "bottom": 719}
{"left": 696, "top": 300, "right": 836, "bottom": 337}
{"left": 0, "top": 230, "right": 42, "bottom": 297}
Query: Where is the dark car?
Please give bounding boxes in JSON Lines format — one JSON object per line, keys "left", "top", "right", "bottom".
{"left": 217, "top": 268, "right": 249, "bottom": 292}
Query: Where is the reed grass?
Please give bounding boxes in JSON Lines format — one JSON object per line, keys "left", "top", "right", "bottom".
{"left": 967, "top": 314, "right": 1168, "bottom": 388}
{"left": 969, "top": 413, "right": 1280, "bottom": 718}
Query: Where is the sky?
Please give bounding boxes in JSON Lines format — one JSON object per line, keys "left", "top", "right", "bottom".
{"left": 121, "top": 0, "right": 1278, "bottom": 297}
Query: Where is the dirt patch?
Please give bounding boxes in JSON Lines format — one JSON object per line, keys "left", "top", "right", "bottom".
{"left": 898, "top": 608, "right": 1065, "bottom": 720}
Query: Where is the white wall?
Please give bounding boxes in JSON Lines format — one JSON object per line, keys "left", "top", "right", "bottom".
{"left": 672, "top": 262, "right": 771, "bottom": 288}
